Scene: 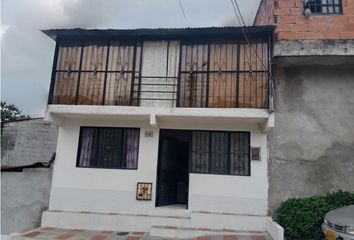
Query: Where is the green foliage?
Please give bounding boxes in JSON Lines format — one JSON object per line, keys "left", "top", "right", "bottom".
{"left": 1, "top": 101, "right": 30, "bottom": 122}
{"left": 276, "top": 190, "right": 354, "bottom": 240}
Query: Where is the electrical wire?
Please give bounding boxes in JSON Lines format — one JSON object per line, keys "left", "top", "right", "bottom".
{"left": 230, "top": 0, "right": 277, "bottom": 110}
{"left": 178, "top": 0, "right": 188, "bottom": 26}
{"left": 233, "top": 0, "right": 269, "bottom": 72}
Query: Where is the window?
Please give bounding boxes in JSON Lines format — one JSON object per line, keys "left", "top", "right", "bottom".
{"left": 51, "top": 41, "right": 141, "bottom": 106}
{"left": 305, "top": 0, "right": 342, "bottom": 14}
{"left": 179, "top": 40, "right": 269, "bottom": 109}
{"left": 191, "top": 131, "right": 250, "bottom": 176}
{"left": 77, "top": 127, "right": 140, "bottom": 169}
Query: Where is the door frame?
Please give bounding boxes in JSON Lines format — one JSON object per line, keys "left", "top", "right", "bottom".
{"left": 155, "top": 130, "right": 190, "bottom": 208}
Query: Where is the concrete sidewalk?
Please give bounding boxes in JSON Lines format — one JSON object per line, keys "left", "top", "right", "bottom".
{"left": 11, "top": 227, "right": 271, "bottom": 240}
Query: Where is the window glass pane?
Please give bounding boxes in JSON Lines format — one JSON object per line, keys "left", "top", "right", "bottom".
{"left": 108, "top": 43, "right": 135, "bottom": 72}
{"left": 210, "top": 43, "right": 237, "bottom": 71}
{"left": 322, "top": 6, "right": 328, "bottom": 13}
{"left": 179, "top": 73, "right": 208, "bottom": 107}
{"left": 238, "top": 72, "right": 268, "bottom": 108}
{"left": 125, "top": 129, "right": 140, "bottom": 169}
{"left": 96, "top": 128, "right": 123, "bottom": 168}
{"left": 210, "top": 132, "right": 229, "bottom": 174}
{"left": 78, "top": 72, "right": 105, "bottom": 105}
{"left": 191, "top": 131, "right": 250, "bottom": 176}
{"left": 191, "top": 132, "right": 209, "bottom": 173}
{"left": 104, "top": 72, "right": 133, "bottom": 105}
{"left": 81, "top": 43, "right": 107, "bottom": 71}
{"left": 56, "top": 43, "right": 81, "bottom": 71}
{"left": 180, "top": 44, "right": 208, "bottom": 72}
{"left": 78, "top": 128, "right": 94, "bottom": 167}
{"left": 334, "top": 0, "right": 339, "bottom": 4}
{"left": 335, "top": 6, "right": 340, "bottom": 12}
{"left": 230, "top": 133, "right": 250, "bottom": 175}
{"left": 77, "top": 127, "right": 140, "bottom": 169}
{"left": 208, "top": 73, "right": 236, "bottom": 108}
{"left": 52, "top": 72, "right": 78, "bottom": 104}
{"left": 328, "top": 6, "right": 334, "bottom": 13}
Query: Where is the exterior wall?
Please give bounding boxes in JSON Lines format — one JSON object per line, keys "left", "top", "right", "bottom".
{"left": 255, "top": 0, "right": 354, "bottom": 40}
{"left": 1, "top": 169, "right": 53, "bottom": 234}
{"left": 268, "top": 64, "right": 354, "bottom": 214}
{"left": 254, "top": 0, "right": 275, "bottom": 26}
{"left": 49, "top": 117, "right": 268, "bottom": 216}
{"left": 1, "top": 119, "right": 58, "bottom": 234}
{"left": 1, "top": 118, "right": 58, "bottom": 166}
{"left": 140, "top": 41, "right": 179, "bottom": 108}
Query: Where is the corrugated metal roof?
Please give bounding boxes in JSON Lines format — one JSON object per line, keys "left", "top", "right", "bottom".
{"left": 41, "top": 26, "right": 275, "bottom": 41}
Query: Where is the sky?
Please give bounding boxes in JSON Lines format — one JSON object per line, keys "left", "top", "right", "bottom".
{"left": 1, "top": 0, "right": 261, "bottom": 117}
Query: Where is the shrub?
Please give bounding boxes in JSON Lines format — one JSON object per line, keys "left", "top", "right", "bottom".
{"left": 276, "top": 190, "right": 354, "bottom": 240}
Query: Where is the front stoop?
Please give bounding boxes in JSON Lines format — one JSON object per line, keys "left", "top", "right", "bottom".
{"left": 41, "top": 210, "right": 283, "bottom": 240}
{"left": 150, "top": 225, "right": 272, "bottom": 239}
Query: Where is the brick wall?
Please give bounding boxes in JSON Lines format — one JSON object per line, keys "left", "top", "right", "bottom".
{"left": 254, "top": 0, "right": 354, "bottom": 40}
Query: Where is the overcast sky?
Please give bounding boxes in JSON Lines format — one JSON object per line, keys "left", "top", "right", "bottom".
{"left": 1, "top": 0, "right": 260, "bottom": 116}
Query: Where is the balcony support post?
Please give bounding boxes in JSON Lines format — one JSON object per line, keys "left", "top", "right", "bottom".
{"left": 258, "top": 112, "right": 274, "bottom": 133}
{"left": 149, "top": 113, "right": 158, "bottom": 128}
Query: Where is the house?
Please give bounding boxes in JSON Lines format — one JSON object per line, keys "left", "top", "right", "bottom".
{"left": 254, "top": 0, "right": 354, "bottom": 214}
{"left": 41, "top": 26, "right": 284, "bottom": 238}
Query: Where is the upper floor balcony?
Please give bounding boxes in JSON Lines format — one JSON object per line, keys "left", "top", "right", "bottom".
{"left": 43, "top": 27, "right": 275, "bottom": 130}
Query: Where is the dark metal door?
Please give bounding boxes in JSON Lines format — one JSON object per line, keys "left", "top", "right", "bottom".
{"left": 156, "top": 137, "right": 178, "bottom": 206}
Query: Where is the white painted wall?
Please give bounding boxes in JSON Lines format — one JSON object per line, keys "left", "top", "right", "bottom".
{"left": 140, "top": 41, "right": 179, "bottom": 108}
{"left": 49, "top": 118, "right": 268, "bottom": 216}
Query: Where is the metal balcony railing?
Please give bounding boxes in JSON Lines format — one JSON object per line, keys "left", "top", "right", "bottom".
{"left": 48, "top": 74, "right": 270, "bottom": 109}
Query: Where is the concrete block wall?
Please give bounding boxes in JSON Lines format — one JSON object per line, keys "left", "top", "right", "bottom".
{"left": 1, "top": 119, "right": 58, "bottom": 234}
{"left": 268, "top": 64, "right": 354, "bottom": 215}
{"left": 254, "top": 0, "right": 354, "bottom": 40}
{"left": 1, "top": 118, "right": 58, "bottom": 166}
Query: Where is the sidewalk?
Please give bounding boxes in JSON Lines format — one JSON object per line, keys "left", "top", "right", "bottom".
{"left": 11, "top": 227, "right": 271, "bottom": 240}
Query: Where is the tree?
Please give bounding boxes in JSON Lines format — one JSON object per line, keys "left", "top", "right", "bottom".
{"left": 1, "top": 101, "right": 30, "bottom": 122}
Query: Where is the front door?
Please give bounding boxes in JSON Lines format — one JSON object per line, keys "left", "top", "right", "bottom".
{"left": 156, "top": 137, "right": 178, "bottom": 206}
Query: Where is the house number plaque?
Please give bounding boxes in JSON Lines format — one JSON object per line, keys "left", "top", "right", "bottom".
{"left": 136, "top": 182, "right": 152, "bottom": 201}
{"left": 144, "top": 131, "right": 154, "bottom": 138}
{"left": 251, "top": 147, "right": 261, "bottom": 161}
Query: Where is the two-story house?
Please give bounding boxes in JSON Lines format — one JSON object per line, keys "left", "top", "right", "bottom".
{"left": 40, "top": 26, "right": 284, "bottom": 238}
{"left": 255, "top": 0, "right": 354, "bottom": 214}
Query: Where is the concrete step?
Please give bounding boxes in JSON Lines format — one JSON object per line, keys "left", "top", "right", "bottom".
{"left": 190, "top": 211, "right": 268, "bottom": 231}
{"left": 149, "top": 225, "right": 271, "bottom": 239}
{"left": 42, "top": 210, "right": 191, "bottom": 232}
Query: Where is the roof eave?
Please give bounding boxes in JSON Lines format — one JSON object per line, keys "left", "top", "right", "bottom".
{"left": 41, "top": 26, "right": 275, "bottom": 42}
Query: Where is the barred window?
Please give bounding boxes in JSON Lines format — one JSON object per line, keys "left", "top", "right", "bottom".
{"left": 191, "top": 131, "right": 250, "bottom": 176}
{"left": 77, "top": 127, "right": 140, "bottom": 169}
{"left": 51, "top": 41, "right": 141, "bottom": 106}
{"left": 306, "top": 0, "right": 342, "bottom": 14}
{"left": 179, "top": 40, "right": 269, "bottom": 109}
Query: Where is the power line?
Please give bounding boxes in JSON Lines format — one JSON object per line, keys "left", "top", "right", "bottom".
{"left": 178, "top": 0, "right": 188, "bottom": 26}
{"left": 231, "top": 0, "right": 269, "bottom": 72}
{"left": 229, "top": 0, "right": 276, "bottom": 111}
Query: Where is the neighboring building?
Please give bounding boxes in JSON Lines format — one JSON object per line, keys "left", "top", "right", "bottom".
{"left": 41, "top": 26, "right": 284, "bottom": 238}
{"left": 255, "top": 0, "right": 354, "bottom": 214}
{"left": 1, "top": 118, "right": 58, "bottom": 234}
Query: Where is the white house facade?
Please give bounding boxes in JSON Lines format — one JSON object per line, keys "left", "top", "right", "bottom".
{"left": 42, "top": 27, "right": 282, "bottom": 239}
